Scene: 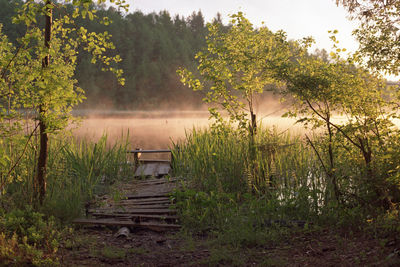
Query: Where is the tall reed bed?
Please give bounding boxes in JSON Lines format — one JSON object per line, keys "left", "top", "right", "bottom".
{"left": 1, "top": 134, "right": 132, "bottom": 221}
{"left": 171, "top": 126, "right": 334, "bottom": 228}
{"left": 0, "top": 133, "right": 132, "bottom": 265}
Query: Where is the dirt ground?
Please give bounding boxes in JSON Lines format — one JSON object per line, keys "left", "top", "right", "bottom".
{"left": 58, "top": 225, "right": 400, "bottom": 266}
{"left": 59, "top": 178, "right": 399, "bottom": 266}
{"left": 58, "top": 227, "right": 209, "bottom": 266}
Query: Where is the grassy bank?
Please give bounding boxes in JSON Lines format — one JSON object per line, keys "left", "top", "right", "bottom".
{"left": 0, "top": 134, "right": 133, "bottom": 265}
{"left": 171, "top": 126, "right": 400, "bottom": 265}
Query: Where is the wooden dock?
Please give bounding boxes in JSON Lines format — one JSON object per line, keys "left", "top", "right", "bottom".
{"left": 73, "top": 149, "right": 182, "bottom": 232}
{"left": 128, "top": 149, "right": 173, "bottom": 178}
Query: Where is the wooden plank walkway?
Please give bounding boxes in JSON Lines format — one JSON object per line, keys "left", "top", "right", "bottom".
{"left": 73, "top": 149, "right": 182, "bottom": 231}
{"left": 73, "top": 175, "right": 181, "bottom": 232}
{"left": 73, "top": 218, "right": 181, "bottom": 231}
{"left": 128, "top": 149, "right": 172, "bottom": 178}
{"left": 134, "top": 162, "right": 171, "bottom": 177}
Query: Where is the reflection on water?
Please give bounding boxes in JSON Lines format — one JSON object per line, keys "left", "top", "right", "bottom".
{"left": 71, "top": 111, "right": 300, "bottom": 152}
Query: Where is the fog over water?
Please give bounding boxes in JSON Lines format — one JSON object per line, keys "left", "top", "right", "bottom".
{"left": 71, "top": 108, "right": 400, "bottom": 160}
{"left": 71, "top": 110, "right": 300, "bottom": 152}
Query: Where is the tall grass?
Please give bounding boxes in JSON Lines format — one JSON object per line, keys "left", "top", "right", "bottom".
{"left": 0, "top": 132, "right": 133, "bottom": 265}
{"left": 171, "top": 125, "right": 391, "bottom": 236}
{"left": 43, "top": 135, "right": 132, "bottom": 221}
{"left": 1, "top": 133, "right": 133, "bottom": 221}
{"left": 172, "top": 127, "right": 248, "bottom": 193}
{"left": 172, "top": 126, "right": 325, "bottom": 217}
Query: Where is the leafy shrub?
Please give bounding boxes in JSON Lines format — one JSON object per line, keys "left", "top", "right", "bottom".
{"left": 0, "top": 206, "right": 60, "bottom": 266}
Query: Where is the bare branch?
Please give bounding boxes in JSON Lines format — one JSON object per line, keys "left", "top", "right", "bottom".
{"left": 305, "top": 99, "right": 362, "bottom": 150}
{"left": 0, "top": 123, "right": 39, "bottom": 192}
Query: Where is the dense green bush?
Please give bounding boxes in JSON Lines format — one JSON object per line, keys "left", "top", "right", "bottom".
{"left": 0, "top": 206, "right": 61, "bottom": 266}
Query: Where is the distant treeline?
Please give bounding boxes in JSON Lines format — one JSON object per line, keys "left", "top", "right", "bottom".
{"left": 0, "top": 0, "right": 223, "bottom": 109}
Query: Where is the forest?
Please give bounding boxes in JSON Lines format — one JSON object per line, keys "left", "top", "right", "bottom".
{"left": 0, "top": 0, "right": 209, "bottom": 109}
{"left": 0, "top": 0, "right": 400, "bottom": 265}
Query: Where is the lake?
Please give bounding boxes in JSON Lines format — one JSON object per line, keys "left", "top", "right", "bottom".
{"left": 71, "top": 110, "right": 300, "bottom": 152}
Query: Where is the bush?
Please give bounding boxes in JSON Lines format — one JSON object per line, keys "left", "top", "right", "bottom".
{"left": 0, "top": 206, "right": 60, "bottom": 266}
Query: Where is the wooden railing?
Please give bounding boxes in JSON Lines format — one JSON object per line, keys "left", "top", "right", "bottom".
{"left": 127, "top": 149, "right": 172, "bottom": 168}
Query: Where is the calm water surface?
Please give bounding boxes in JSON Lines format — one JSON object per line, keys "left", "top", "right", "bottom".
{"left": 71, "top": 110, "right": 300, "bottom": 151}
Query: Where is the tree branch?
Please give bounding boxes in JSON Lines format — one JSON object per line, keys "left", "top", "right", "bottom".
{"left": 1, "top": 46, "right": 22, "bottom": 80}
{"left": 305, "top": 99, "right": 362, "bottom": 150}
{"left": 0, "top": 123, "right": 39, "bottom": 192}
{"left": 305, "top": 134, "right": 329, "bottom": 178}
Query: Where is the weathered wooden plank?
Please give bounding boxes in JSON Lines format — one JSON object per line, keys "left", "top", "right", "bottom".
{"left": 108, "top": 198, "right": 173, "bottom": 207}
{"left": 130, "top": 214, "right": 179, "bottom": 221}
{"left": 111, "top": 203, "right": 171, "bottom": 208}
{"left": 117, "top": 199, "right": 172, "bottom": 205}
{"left": 135, "top": 179, "right": 177, "bottom": 186}
{"left": 73, "top": 218, "right": 181, "bottom": 231}
{"left": 77, "top": 175, "right": 181, "bottom": 232}
{"left": 91, "top": 204, "right": 170, "bottom": 211}
{"left": 128, "top": 149, "right": 171, "bottom": 153}
{"left": 91, "top": 214, "right": 132, "bottom": 219}
{"left": 91, "top": 213, "right": 179, "bottom": 221}
{"left": 90, "top": 208, "right": 177, "bottom": 215}
{"left": 134, "top": 162, "right": 171, "bottom": 177}
{"left": 117, "top": 197, "right": 171, "bottom": 202}
{"left": 115, "top": 203, "right": 172, "bottom": 207}
{"left": 125, "top": 192, "right": 171, "bottom": 199}
{"left": 113, "top": 201, "right": 171, "bottom": 206}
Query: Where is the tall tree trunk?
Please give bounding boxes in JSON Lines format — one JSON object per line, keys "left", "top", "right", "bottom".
{"left": 250, "top": 112, "right": 257, "bottom": 137}
{"left": 36, "top": 0, "right": 52, "bottom": 205}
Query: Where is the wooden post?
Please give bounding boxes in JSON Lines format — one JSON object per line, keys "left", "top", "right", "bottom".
{"left": 133, "top": 148, "right": 141, "bottom": 169}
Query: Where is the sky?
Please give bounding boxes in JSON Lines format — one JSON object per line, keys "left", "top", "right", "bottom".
{"left": 125, "top": 0, "right": 360, "bottom": 54}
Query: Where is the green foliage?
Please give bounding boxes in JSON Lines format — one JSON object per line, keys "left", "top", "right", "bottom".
{"left": 0, "top": 206, "right": 61, "bottom": 266}
{"left": 0, "top": 0, "right": 127, "bottom": 204}
{"left": 178, "top": 12, "right": 290, "bottom": 133}
{"left": 101, "top": 245, "right": 126, "bottom": 259}
{"left": 172, "top": 126, "right": 316, "bottom": 200}
{"left": 42, "top": 135, "right": 132, "bottom": 221}
{"left": 172, "top": 189, "right": 238, "bottom": 233}
{"left": 172, "top": 126, "right": 327, "bottom": 225}
{"left": 173, "top": 13, "right": 400, "bottom": 254}
{"left": 1, "top": 0, "right": 133, "bottom": 207}
{"left": 172, "top": 189, "right": 292, "bottom": 247}
{"left": 0, "top": 206, "right": 59, "bottom": 250}
{"left": 0, "top": 134, "right": 132, "bottom": 221}
{"left": 172, "top": 126, "right": 400, "bottom": 238}
{"left": 283, "top": 36, "right": 400, "bottom": 209}
{"left": 337, "top": 0, "right": 400, "bottom": 75}
{"left": 0, "top": 0, "right": 209, "bottom": 109}
{"left": 172, "top": 127, "right": 248, "bottom": 193}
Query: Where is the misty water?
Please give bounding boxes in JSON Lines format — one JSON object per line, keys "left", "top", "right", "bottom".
{"left": 71, "top": 110, "right": 400, "bottom": 155}
{"left": 71, "top": 110, "right": 300, "bottom": 156}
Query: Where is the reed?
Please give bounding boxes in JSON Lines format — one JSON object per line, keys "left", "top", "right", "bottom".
{"left": 171, "top": 125, "right": 373, "bottom": 238}
{"left": 172, "top": 124, "right": 400, "bottom": 245}
{"left": 0, "top": 133, "right": 132, "bottom": 221}
{"left": 171, "top": 126, "right": 323, "bottom": 215}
